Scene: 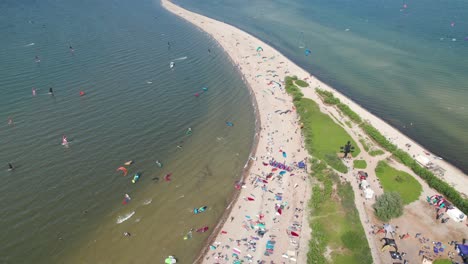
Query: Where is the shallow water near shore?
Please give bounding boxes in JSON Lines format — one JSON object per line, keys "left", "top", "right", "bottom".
{"left": 0, "top": 0, "right": 254, "bottom": 262}
{"left": 175, "top": 0, "right": 468, "bottom": 173}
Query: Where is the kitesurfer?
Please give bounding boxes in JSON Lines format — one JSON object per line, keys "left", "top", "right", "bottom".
{"left": 123, "top": 193, "right": 131, "bottom": 204}
{"left": 123, "top": 232, "right": 131, "bottom": 237}
{"left": 8, "top": 163, "right": 14, "bottom": 171}
{"left": 32, "top": 87, "right": 36, "bottom": 96}
{"left": 7, "top": 117, "right": 14, "bottom": 126}
{"left": 155, "top": 160, "right": 163, "bottom": 168}
{"left": 35, "top": 56, "right": 40, "bottom": 63}
{"left": 49, "top": 87, "right": 54, "bottom": 96}
{"left": 69, "top": 45, "right": 74, "bottom": 53}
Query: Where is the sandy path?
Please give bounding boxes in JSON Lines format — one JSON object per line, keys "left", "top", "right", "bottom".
{"left": 161, "top": 0, "right": 467, "bottom": 263}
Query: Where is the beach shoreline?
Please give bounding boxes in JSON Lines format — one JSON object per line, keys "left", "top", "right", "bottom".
{"left": 161, "top": 0, "right": 467, "bottom": 262}
{"left": 191, "top": 40, "right": 264, "bottom": 264}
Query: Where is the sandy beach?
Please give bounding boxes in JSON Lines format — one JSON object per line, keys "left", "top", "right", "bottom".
{"left": 162, "top": 0, "right": 468, "bottom": 263}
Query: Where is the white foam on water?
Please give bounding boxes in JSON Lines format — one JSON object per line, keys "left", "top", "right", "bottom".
{"left": 116, "top": 211, "right": 135, "bottom": 224}
{"left": 173, "top": 56, "right": 187, "bottom": 61}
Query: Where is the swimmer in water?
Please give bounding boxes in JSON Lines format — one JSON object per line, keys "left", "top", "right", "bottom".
{"left": 32, "top": 87, "right": 36, "bottom": 96}
{"left": 49, "top": 87, "right": 54, "bottom": 96}
{"left": 62, "top": 135, "right": 69, "bottom": 146}
{"left": 35, "top": 56, "right": 40, "bottom": 63}
{"left": 7, "top": 117, "right": 14, "bottom": 126}
{"left": 8, "top": 163, "right": 15, "bottom": 171}
{"left": 69, "top": 45, "right": 74, "bottom": 53}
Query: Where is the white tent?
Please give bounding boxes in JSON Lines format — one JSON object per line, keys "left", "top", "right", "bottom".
{"left": 416, "top": 155, "right": 431, "bottom": 167}
{"left": 421, "top": 256, "right": 433, "bottom": 264}
{"left": 360, "top": 180, "right": 370, "bottom": 189}
{"left": 446, "top": 207, "right": 467, "bottom": 223}
{"left": 365, "top": 188, "right": 374, "bottom": 199}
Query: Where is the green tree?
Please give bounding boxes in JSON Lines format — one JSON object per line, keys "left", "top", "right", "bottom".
{"left": 373, "top": 192, "right": 404, "bottom": 221}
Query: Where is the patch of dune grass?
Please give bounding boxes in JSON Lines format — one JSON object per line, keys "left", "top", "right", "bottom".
{"left": 375, "top": 161, "right": 422, "bottom": 204}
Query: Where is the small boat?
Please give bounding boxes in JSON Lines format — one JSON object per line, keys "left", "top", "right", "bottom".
{"left": 196, "top": 226, "right": 209, "bottom": 233}
{"left": 170, "top": 62, "right": 175, "bottom": 69}
{"left": 194, "top": 206, "right": 207, "bottom": 214}
{"left": 124, "top": 160, "right": 134, "bottom": 166}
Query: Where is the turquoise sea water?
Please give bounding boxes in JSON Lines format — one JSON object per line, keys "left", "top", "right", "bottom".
{"left": 0, "top": 0, "right": 254, "bottom": 262}
{"left": 175, "top": 0, "right": 468, "bottom": 173}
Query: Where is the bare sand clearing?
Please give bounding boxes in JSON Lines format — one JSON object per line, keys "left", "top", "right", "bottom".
{"left": 162, "top": 0, "right": 468, "bottom": 263}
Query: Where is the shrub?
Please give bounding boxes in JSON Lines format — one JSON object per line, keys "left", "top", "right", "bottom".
{"left": 373, "top": 192, "right": 404, "bottom": 221}
{"left": 337, "top": 103, "right": 362, "bottom": 123}
{"left": 295, "top": 79, "right": 309, "bottom": 87}
{"left": 369, "top": 149, "right": 385, "bottom": 156}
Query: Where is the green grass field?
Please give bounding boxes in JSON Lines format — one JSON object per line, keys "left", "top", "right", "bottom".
{"left": 295, "top": 98, "right": 360, "bottom": 173}
{"left": 308, "top": 161, "right": 372, "bottom": 264}
{"left": 353, "top": 160, "right": 367, "bottom": 169}
{"left": 286, "top": 77, "right": 371, "bottom": 264}
{"left": 375, "top": 161, "right": 422, "bottom": 204}
{"left": 433, "top": 259, "right": 453, "bottom": 264}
